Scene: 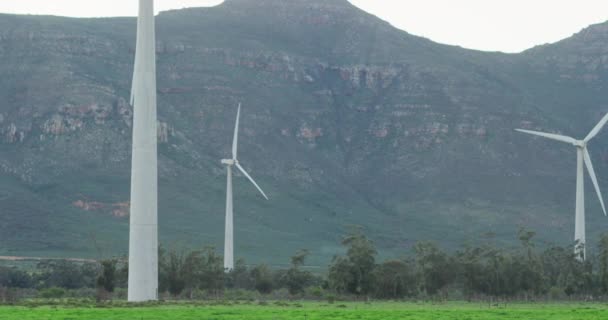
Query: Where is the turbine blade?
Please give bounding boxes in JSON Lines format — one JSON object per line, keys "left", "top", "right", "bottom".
{"left": 515, "top": 129, "right": 576, "bottom": 145}
{"left": 584, "top": 148, "right": 607, "bottom": 216}
{"left": 129, "top": 2, "right": 148, "bottom": 106}
{"left": 232, "top": 104, "right": 241, "bottom": 160}
{"left": 130, "top": 3, "right": 144, "bottom": 106}
{"left": 130, "top": 73, "right": 137, "bottom": 106}
{"left": 585, "top": 112, "right": 608, "bottom": 142}
{"left": 130, "top": 50, "right": 138, "bottom": 105}
{"left": 235, "top": 162, "right": 269, "bottom": 200}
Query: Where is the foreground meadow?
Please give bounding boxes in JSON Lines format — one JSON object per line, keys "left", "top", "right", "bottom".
{"left": 1, "top": 301, "right": 608, "bottom": 320}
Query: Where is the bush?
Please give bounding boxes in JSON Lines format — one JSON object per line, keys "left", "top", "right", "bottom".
{"left": 39, "top": 287, "right": 66, "bottom": 299}
{"left": 66, "top": 288, "right": 97, "bottom": 299}
{"left": 250, "top": 265, "right": 274, "bottom": 294}
{"left": 268, "top": 288, "right": 290, "bottom": 300}
{"left": 113, "top": 288, "right": 128, "bottom": 300}
{"left": 36, "top": 261, "right": 98, "bottom": 290}
{"left": 0, "top": 286, "right": 7, "bottom": 303}
{"left": 0, "top": 287, "right": 24, "bottom": 304}
{"left": 0, "top": 266, "right": 33, "bottom": 289}
{"left": 96, "top": 260, "right": 117, "bottom": 293}
{"left": 224, "top": 289, "right": 257, "bottom": 301}
{"left": 549, "top": 287, "right": 566, "bottom": 300}
{"left": 307, "top": 286, "right": 324, "bottom": 298}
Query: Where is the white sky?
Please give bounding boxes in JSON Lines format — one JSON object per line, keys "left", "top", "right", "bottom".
{"left": 0, "top": 0, "right": 606, "bottom": 53}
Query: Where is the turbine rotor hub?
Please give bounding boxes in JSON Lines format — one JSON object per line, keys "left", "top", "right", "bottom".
{"left": 221, "top": 159, "right": 236, "bottom": 166}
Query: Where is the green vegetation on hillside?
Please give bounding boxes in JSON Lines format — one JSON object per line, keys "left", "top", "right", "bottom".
{"left": 1, "top": 0, "right": 608, "bottom": 264}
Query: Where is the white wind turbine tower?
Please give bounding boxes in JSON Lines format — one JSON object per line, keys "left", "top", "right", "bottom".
{"left": 516, "top": 113, "right": 608, "bottom": 260}
{"left": 221, "top": 104, "right": 269, "bottom": 271}
{"left": 128, "top": 0, "right": 158, "bottom": 301}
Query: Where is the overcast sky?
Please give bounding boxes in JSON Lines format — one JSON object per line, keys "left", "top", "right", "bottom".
{"left": 0, "top": 0, "right": 607, "bottom": 53}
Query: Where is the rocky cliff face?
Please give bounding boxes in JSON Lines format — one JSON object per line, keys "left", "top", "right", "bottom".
{"left": 526, "top": 22, "right": 608, "bottom": 77}
{"left": 1, "top": 0, "right": 608, "bottom": 264}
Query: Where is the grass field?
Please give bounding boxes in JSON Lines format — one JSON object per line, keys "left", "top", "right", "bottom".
{"left": 1, "top": 301, "right": 608, "bottom": 320}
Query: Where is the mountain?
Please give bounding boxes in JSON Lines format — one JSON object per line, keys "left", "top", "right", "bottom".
{"left": 1, "top": 0, "right": 608, "bottom": 265}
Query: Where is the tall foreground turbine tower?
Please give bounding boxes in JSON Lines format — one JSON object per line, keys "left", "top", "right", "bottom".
{"left": 128, "top": 0, "right": 158, "bottom": 302}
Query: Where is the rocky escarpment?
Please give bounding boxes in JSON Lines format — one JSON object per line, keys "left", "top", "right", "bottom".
{"left": 525, "top": 22, "right": 608, "bottom": 82}
{"left": 0, "top": 0, "right": 607, "bottom": 263}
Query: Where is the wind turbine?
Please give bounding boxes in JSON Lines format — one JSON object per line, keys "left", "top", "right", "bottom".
{"left": 221, "top": 104, "right": 269, "bottom": 271}
{"left": 128, "top": 0, "right": 158, "bottom": 302}
{"left": 516, "top": 113, "right": 608, "bottom": 260}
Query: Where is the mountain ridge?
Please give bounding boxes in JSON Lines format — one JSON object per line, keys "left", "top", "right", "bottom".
{"left": 0, "top": 1, "right": 608, "bottom": 265}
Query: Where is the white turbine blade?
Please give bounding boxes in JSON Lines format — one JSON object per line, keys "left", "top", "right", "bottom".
{"left": 130, "top": 51, "right": 142, "bottom": 105}
{"left": 583, "top": 148, "right": 607, "bottom": 216}
{"left": 130, "top": 70, "right": 138, "bottom": 106}
{"left": 130, "top": 26, "right": 141, "bottom": 105}
{"left": 235, "top": 162, "right": 269, "bottom": 200}
{"left": 130, "top": 0, "right": 146, "bottom": 106}
{"left": 585, "top": 112, "right": 608, "bottom": 142}
{"left": 130, "top": 50, "right": 139, "bottom": 105}
{"left": 232, "top": 104, "right": 241, "bottom": 160}
{"left": 515, "top": 129, "right": 576, "bottom": 145}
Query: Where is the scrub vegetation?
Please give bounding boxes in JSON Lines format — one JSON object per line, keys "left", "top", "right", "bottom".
{"left": 3, "top": 229, "right": 608, "bottom": 304}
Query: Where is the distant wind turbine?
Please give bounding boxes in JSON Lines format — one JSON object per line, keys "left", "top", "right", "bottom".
{"left": 516, "top": 113, "right": 608, "bottom": 260}
{"left": 221, "top": 104, "right": 269, "bottom": 271}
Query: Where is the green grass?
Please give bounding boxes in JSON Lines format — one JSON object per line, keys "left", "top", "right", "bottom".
{"left": 1, "top": 302, "right": 607, "bottom": 320}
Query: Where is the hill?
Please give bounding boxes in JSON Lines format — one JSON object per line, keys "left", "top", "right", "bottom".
{"left": 1, "top": 0, "right": 608, "bottom": 265}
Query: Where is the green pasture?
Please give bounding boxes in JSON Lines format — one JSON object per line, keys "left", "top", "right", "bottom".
{"left": 1, "top": 301, "right": 607, "bottom": 320}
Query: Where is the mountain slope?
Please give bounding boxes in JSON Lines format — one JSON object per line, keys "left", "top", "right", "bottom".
{"left": 1, "top": 0, "right": 608, "bottom": 265}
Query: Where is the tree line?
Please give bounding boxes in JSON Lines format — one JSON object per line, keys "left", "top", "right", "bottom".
{"left": 3, "top": 228, "right": 608, "bottom": 301}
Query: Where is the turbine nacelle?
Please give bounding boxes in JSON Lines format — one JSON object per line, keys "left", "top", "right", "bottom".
{"left": 574, "top": 140, "right": 586, "bottom": 148}
{"left": 221, "top": 159, "right": 236, "bottom": 166}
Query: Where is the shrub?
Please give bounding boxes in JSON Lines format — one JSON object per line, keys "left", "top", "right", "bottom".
{"left": 39, "top": 287, "right": 66, "bottom": 299}
{"left": 549, "top": 287, "right": 566, "bottom": 300}
{"left": 307, "top": 286, "right": 324, "bottom": 298}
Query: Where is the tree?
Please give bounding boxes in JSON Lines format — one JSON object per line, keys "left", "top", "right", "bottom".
{"left": 541, "top": 246, "right": 570, "bottom": 289}
{"left": 198, "top": 247, "right": 225, "bottom": 295}
{"left": 518, "top": 228, "right": 536, "bottom": 260}
{"left": 96, "top": 259, "right": 117, "bottom": 293}
{"left": 226, "top": 258, "right": 251, "bottom": 290}
{"left": 0, "top": 266, "right": 32, "bottom": 289}
{"left": 455, "top": 246, "right": 486, "bottom": 299}
{"left": 284, "top": 249, "right": 313, "bottom": 295}
{"left": 251, "top": 264, "right": 274, "bottom": 294}
{"left": 414, "top": 241, "right": 454, "bottom": 297}
{"left": 115, "top": 258, "right": 129, "bottom": 289}
{"left": 168, "top": 250, "right": 187, "bottom": 296}
{"left": 36, "top": 260, "right": 97, "bottom": 289}
{"left": 373, "top": 259, "right": 416, "bottom": 299}
{"left": 328, "top": 228, "right": 377, "bottom": 296}
{"left": 180, "top": 249, "right": 203, "bottom": 297}
{"left": 343, "top": 230, "right": 377, "bottom": 295}
{"left": 599, "top": 233, "right": 608, "bottom": 294}
{"left": 328, "top": 256, "right": 353, "bottom": 294}
{"left": 517, "top": 228, "right": 544, "bottom": 297}
{"left": 159, "top": 246, "right": 226, "bottom": 298}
